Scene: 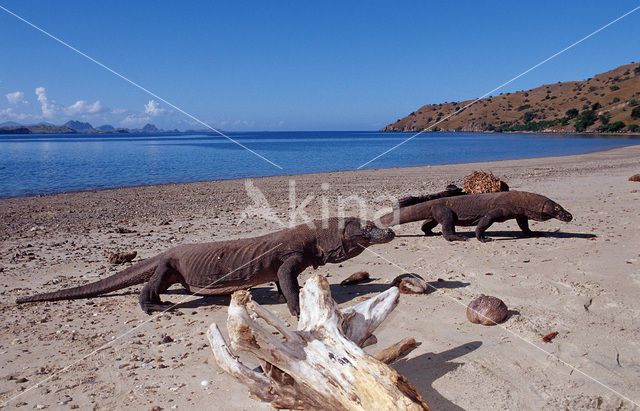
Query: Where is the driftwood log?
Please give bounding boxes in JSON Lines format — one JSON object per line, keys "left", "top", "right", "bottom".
{"left": 207, "top": 274, "right": 429, "bottom": 410}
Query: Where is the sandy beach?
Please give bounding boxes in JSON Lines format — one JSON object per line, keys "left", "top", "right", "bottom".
{"left": 1, "top": 145, "right": 639, "bottom": 410}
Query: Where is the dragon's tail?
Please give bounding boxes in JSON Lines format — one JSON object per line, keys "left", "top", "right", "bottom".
{"left": 16, "top": 256, "right": 160, "bottom": 303}
{"left": 397, "top": 185, "right": 464, "bottom": 208}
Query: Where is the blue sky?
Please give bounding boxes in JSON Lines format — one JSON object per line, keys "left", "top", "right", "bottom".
{"left": 1, "top": 1, "right": 639, "bottom": 130}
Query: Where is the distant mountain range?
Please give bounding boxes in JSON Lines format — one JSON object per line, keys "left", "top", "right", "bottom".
{"left": 0, "top": 121, "right": 179, "bottom": 135}
{"left": 383, "top": 62, "right": 640, "bottom": 133}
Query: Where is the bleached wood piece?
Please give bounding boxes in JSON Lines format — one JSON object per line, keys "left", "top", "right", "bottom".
{"left": 207, "top": 274, "right": 429, "bottom": 410}
{"left": 373, "top": 337, "right": 419, "bottom": 364}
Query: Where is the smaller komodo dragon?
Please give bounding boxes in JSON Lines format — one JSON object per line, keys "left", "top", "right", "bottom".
{"left": 377, "top": 191, "right": 572, "bottom": 242}
{"left": 17, "top": 217, "right": 395, "bottom": 315}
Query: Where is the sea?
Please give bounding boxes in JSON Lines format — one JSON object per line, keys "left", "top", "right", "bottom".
{"left": 1, "top": 131, "right": 639, "bottom": 198}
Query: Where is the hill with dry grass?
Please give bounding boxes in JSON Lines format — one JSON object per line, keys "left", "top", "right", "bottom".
{"left": 382, "top": 63, "right": 640, "bottom": 133}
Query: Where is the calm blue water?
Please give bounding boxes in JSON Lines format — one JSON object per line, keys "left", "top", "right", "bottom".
{"left": 1, "top": 131, "right": 639, "bottom": 198}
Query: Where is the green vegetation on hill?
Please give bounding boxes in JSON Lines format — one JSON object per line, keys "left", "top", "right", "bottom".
{"left": 382, "top": 62, "right": 640, "bottom": 134}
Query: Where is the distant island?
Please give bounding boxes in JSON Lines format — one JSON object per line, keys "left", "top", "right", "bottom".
{"left": 0, "top": 120, "right": 181, "bottom": 135}
{"left": 383, "top": 63, "right": 640, "bottom": 133}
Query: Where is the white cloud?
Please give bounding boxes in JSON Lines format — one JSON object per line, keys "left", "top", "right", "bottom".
{"left": 233, "top": 119, "right": 255, "bottom": 127}
{"left": 35, "top": 86, "right": 57, "bottom": 118}
{"left": 2, "top": 88, "right": 173, "bottom": 127}
{"left": 5, "top": 91, "right": 27, "bottom": 105}
{"left": 144, "top": 99, "right": 166, "bottom": 116}
{"left": 0, "top": 107, "right": 35, "bottom": 122}
{"left": 121, "top": 113, "right": 150, "bottom": 126}
{"left": 34, "top": 86, "right": 105, "bottom": 118}
{"left": 64, "top": 100, "right": 104, "bottom": 116}
{"left": 117, "top": 100, "right": 171, "bottom": 127}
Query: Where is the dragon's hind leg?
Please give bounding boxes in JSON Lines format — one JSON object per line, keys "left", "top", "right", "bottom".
{"left": 420, "top": 219, "right": 439, "bottom": 236}
{"left": 139, "top": 259, "right": 180, "bottom": 314}
{"left": 475, "top": 209, "right": 507, "bottom": 242}
{"left": 432, "top": 205, "right": 466, "bottom": 241}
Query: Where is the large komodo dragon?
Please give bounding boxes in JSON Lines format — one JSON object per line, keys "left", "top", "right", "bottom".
{"left": 17, "top": 217, "right": 395, "bottom": 315}
{"left": 378, "top": 191, "right": 572, "bottom": 242}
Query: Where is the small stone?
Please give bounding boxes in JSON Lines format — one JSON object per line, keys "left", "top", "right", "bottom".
{"left": 108, "top": 251, "right": 137, "bottom": 265}
{"left": 542, "top": 331, "right": 559, "bottom": 343}
{"left": 161, "top": 335, "right": 174, "bottom": 344}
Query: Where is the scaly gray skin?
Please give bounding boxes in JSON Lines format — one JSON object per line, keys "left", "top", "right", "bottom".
{"left": 16, "top": 218, "right": 395, "bottom": 315}
{"left": 378, "top": 191, "right": 572, "bottom": 242}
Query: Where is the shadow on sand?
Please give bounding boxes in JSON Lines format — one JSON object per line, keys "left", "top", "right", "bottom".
{"left": 396, "top": 230, "right": 596, "bottom": 241}
{"left": 167, "top": 280, "right": 454, "bottom": 309}
{"left": 167, "top": 282, "right": 400, "bottom": 310}
{"left": 393, "top": 341, "right": 482, "bottom": 411}
{"left": 167, "top": 286, "right": 278, "bottom": 310}
{"left": 425, "top": 279, "right": 470, "bottom": 293}
{"left": 100, "top": 286, "right": 280, "bottom": 309}
{"left": 105, "top": 277, "right": 471, "bottom": 310}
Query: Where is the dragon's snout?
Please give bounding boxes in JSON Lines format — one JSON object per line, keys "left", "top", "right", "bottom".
{"left": 557, "top": 210, "right": 573, "bottom": 222}
{"left": 367, "top": 226, "right": 395, "bottom": 244}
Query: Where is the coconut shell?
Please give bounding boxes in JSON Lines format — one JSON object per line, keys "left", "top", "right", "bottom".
{"left": 340, "top": 271, "right": 370, "bottom": 286}
{"left": 391, "top": 273, "right": 428, "bottom": 294}
{"left": 466, "top": 295, "right": 508, "bottom": 325}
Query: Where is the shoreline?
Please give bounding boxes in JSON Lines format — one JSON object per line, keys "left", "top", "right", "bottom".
{"left": 1, "top": 145, "right": 640, "bottom": 409}
{"left": 380, "top": 130, "right": 640, "bottom": 136}
{"left": 3, "top": 142, "right": 640, "bottom": 201}
{"left": 3, "top": 129, "right": 640, "bottom": 136}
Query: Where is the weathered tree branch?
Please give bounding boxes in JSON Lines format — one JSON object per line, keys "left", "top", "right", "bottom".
{"left": 373, "top": 337, "right": 419, "bottom": 364}
{"left": 207, "top": 274, "right": 429, "bottom": 410}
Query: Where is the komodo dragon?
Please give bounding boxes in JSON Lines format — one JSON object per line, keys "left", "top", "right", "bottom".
{"left": 378, "top": 191, "right": 572, "bottom": 242}
{"left": 16, "top": 217, "right": 395, "bottom": 315}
